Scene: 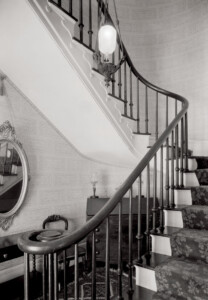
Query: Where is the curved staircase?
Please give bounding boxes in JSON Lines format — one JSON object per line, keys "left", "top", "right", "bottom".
{"left": 15, "top": 1, "right": 208, "bottom": 300}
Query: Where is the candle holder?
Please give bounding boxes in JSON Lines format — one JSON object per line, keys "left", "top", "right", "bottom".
{"left": 90, "top": 173, "right": 99, "bottom": 198}
{"left": 90, "top": 180, "right": 99, "bottom": 198}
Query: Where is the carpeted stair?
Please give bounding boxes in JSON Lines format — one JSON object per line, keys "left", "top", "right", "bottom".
{"left": 153, "top": 158, "right": 208, "bottom": 300}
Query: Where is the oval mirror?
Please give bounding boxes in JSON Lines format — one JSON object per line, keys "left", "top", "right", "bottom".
{"left": 0, "top": 121, "right": 29, "bottom": 230}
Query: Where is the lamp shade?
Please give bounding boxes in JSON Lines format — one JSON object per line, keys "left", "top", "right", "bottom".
{"left": 98, "top": 24, "right": 117, "bottom": 56}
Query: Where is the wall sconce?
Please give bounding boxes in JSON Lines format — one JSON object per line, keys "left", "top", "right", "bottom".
{"left": 90, "top": 173, "right": 99, "bottom": 198}
{"left": 93, "top": 0, "right": 125, "bottom": 86}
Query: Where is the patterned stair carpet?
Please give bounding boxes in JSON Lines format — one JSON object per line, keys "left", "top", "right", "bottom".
{"left": 153, "top": 158, "right": 208, "bottom": 300}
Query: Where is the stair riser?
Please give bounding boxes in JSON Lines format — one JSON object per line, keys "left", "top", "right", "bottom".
{"left": 174, "top": 189, "right": 192, "bottom": 205}
{"left": 151, "top": 235, "right": 172, "bottom": 256}
{"left": 164, "top": 210, "right": 183, "bottom": 228}
{"left": 135, "top": 266, "right": 157, "bottom": 291}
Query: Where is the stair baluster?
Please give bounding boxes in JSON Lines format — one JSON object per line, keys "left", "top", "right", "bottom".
{"left": 185, "top": 112, "right": 189, "bottom": 172}
{"left": 128, "top": 186, "right": 134, "bottom": 295}
{"left": 42, "top": 255, "right": 47, "bottom": 300}
{"left": 175, "top": 124, "right": 179, "bottom": 188}
{"left": 112, "top": 53, "right": 115, "bottom": 96}
{"left": 180, "top": 117, "right": 184, "bottom": 187}
{"left": 88, "top": 0, "right": 93, "bottom": 48}
{"left": 151, "top": 154, "right": 158, "bottom": 234}
{"left": 69, "top": 0, "right": 72, "bottom": 15}
{"left": 156, "top": 92, "right": 159, "bottom": 140}
{"left": 48, "top": 253, "right": 53, "bottom": 300}
{"left": 24, "top": 253, "right": 30, "bottom": 300}
{"left": 74, "top": 244, "right": 79, "bottom": 299}
{"left": 159, "top": 145, "right": 164, "bottom": 232}
{"left": 145, "top": 163, "right": 151, "bottom": 259}
{"left": 118, "top": 201, "right": 123, "bottom": 299}
{"left": 63, "top": 250, "right": 67, "bottom": 300}
{"left": 166, "top": 136, "right": 170, "bottom": 208}
{"left": 145, "top": 86, "right": 149, "bottom": 134}
{"left": 105, "top": 217, "right": 110, "bottom": 299}
{"left": 136, "top": 174, "right": 143, "bottom": 263}
{"left": 92, "top": 231, "right": 96, "bottom": 300}
{"left": 79, "top": 0, "right": 84, "bottom": 43}
{"left": 118, "top": 46, "right": 122, "bottom": 99}
{"left": 136, "top": 79, "right": 140, "bottom": 133}
{"left": 124, "top": 60, "right": 127, "bottom": 115}
{"left": 129, "top": 67, "right": 133, "bottom": 118}
{"left": 171, "top": 130, "right": 175, "bottom": 208}
{"left": 54, "top": 253, "right": 58, "bottom": 300}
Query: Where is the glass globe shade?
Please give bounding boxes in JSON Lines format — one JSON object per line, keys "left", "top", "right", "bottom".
{"left": 98, "top": 24, "right": 117, "bottom": 56}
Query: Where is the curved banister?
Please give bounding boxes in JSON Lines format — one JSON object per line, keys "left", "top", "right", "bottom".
{"left": 19, "top": 1, "right": 190, "bottom": 298}
{"left": 19, "top": 93, "right": 188, "bottom": 255}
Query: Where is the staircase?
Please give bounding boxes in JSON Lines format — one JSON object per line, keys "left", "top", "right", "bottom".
{"left": 135, "top": 157, "right": 208, "bottom": 299}
{"left": 15, "top": 1, "right": 208, "bottom": 300}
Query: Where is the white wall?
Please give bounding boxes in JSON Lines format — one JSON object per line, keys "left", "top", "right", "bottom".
{"left": 0, "top": 0, "right": 138, "bottom": 166}
{"left": 115, "top": 0, "right": 208, "bottom": 155}
{"left": 0, "top": 77, "right": 134, "bottom": 236}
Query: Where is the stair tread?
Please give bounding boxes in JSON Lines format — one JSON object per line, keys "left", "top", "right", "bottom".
{"left": 135, "top": 252, "right": 170, "bottom": 270}
{"left": 171, "top": 227, "right": 208, "bottom": 239}
{"left": 151, "top": 226, "right": 181, "bottom": 237}
{"left": 164, "top": 204, "right": 190, "bottom": 211}
{"left": 156, "top": 256, "right": 208, "bottom": 283}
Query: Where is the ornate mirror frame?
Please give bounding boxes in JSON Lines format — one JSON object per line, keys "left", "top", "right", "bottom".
{"left": 0, "top": 121, "right": 30, "bottom": 230}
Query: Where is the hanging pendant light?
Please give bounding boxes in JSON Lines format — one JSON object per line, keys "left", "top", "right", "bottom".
{"left": 93, "top": 0, "right": 125, "bottom": 86}
{"left": 98, "top": 23, "right": 117, "bottom": 60}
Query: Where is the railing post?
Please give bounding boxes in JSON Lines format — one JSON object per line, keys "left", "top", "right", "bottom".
{"left": 165, "top": 136, "right": 170, "bottom": 208}
{"left": 171, "top": 130, "right": 175, "bottom": 208}
{"left": 128, "top": 186, "right": 134, "bottom": 295}
{"left": 129, "top": 68, "right": 133, "bottom": 118}
{"left": 184, "top": 112, "right": 189, "bottom": 172}
{"left": 180, "top": 117, "right": 184, "bottom": 187}
{"left": 137, "top": 79, "right": 140, "bottom": 133}
{"left": 69, "top": 0, "right": 72, "bottom": 15}
{"left": 92, "top": 231, "right": 96, "bottom": 300}
{"left": 63, "top": 250, "right": 67, "bottom": 300}
{"left": 145, "top": 163, "right": 151, "bottom": 259}
{"left": 151, "top": 154, "right": 158, "bottom": 234}
{"left": 54, "top": 253, "right": 58, "bottom": 300}
{"left": 105, "top": 217, "right": 110, "bottom": 300}
{"left": 48, "top": 253, "right": 53, "bottom": 300}
{"left": 118, "top": 201, "right": 123, "bottom": 299}
{"left": 156, "top": 92, "right": 159, "bottom": 140}
{"left": 124, "top": 60, "right": 127, "bottom": 115}
{"left": 79, "top": 0, "right": 84, "bottom": 43}
{"left": 159, "top": 145, "right": 164, "bottom": 233}
{"left": 118, "top": 47, "right": 122, "bottom": 98}
{"left": 145, "top": 86, "right": 149, "bottom": 134}
{"left": 175, "top": 124, "right": 179, "bottom": 188}
{"left": 136, "top": 174, "right": 143, "bottom": 263}
{"left": 74, "top": 244, "right": 79, "bottom": 300}
{"left": 112, "top": 53, "right": 115, "bottom": 96}
{"left": 24, "top": 253, "right": 30, "bottom": 300}
{"left": 88, "top": 0, "right": 93, "bottom": 48}
{"left": 42, "top": 255, "right": 47, "bottom": 300}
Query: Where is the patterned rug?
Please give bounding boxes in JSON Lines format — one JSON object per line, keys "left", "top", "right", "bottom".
{"left": 153, "top": 158, "right": 208, "bottom": 300}
{"left": 36, "top": 268, "right": 128, "bottom": 300}
{"left": 59, "top": 268, "right": 128, "bottom": 299}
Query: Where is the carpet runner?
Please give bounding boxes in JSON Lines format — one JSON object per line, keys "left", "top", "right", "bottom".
{"left": 153, "top": 158, "right": 208, "bottom": 300}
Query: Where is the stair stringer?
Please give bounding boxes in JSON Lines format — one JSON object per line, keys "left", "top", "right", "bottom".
{"left": 28, "top": 0, "right": 150, "bottom": 158}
